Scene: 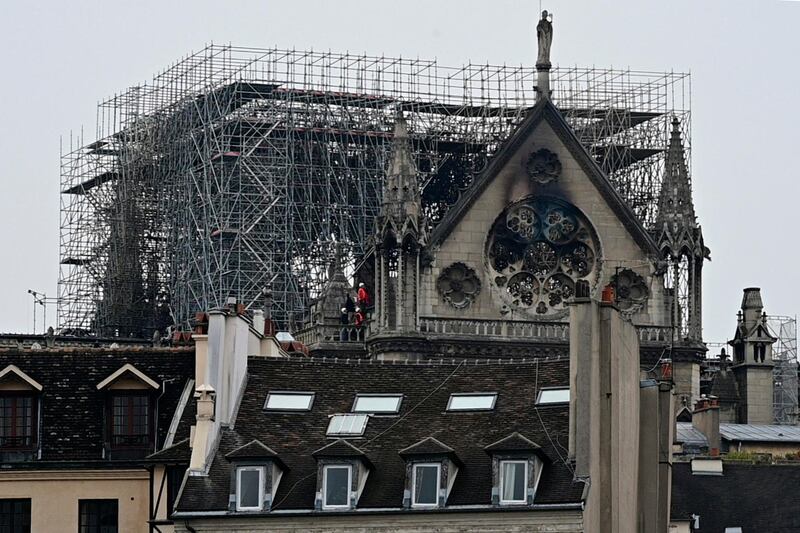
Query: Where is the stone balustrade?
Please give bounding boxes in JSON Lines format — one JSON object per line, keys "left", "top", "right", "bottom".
{"left": 295, "top": 318, "right": 673, "bottom": 346}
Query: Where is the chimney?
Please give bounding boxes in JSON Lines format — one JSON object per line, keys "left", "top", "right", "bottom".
{"left": 569, "top": 282, "right": 644, "bottom": 532}
{"left": 692, "top": 395, "right": 721, "bottom": 456}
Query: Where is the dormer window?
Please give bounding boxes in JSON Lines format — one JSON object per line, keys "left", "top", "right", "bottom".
{"left": 226, "top": 440, "right": 286, "bottom": 513}
{"left": 499, "top": 460, "right": 527, "bottom": 504}
{"left": 411, "top": 463, "right": 440, "bottom": 507}
{"left": 312, "top": 440, "right": 372, "bottom": 511}
{"left": 0, "top": 365, "right": 43, "bottom": 460}
{"left": 0, "top": 395, "right": 36, "bottom": 451}
{"left": 399, "top": 437, "right": 462, "bottom": 509}
{"left": 236, "top": 466, "right": 265, "bottom": 511}
{"left": 96, "top": 364, "right": 160, "bottom": 459}
{"left": 110, "top": 392, "right": 150, "bottom": 448}
{"left": 322, "top": 464, "right": 352, "bottom": 509}
{"left": 484, "top": 432, "right": 547, "bottom": 506}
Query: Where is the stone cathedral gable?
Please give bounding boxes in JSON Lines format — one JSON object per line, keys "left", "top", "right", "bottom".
{"left": 423, "top": 98, "right": 666, "bottom": 325}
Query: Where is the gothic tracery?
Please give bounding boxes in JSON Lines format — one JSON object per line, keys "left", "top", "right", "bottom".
{"left": 486, "top": 197, "right": 600, "bottom": 318}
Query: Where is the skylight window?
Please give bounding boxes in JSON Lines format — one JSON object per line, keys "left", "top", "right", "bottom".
{"left": 327, "top": 414, "right": 369, "bottom": 436}
{"left": 536, "top": 388, "right": 570, "bottom": 405}
{"left": 264, "top": 392, "right": 315, "bottom": 411}
{"left": 446, "top": 393, "right": 497, "bottom": 411}
{"left": 352, "top": 394, "right": 402, "bottom": 414}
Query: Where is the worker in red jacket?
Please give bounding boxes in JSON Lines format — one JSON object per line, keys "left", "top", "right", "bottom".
{"left": 357, "top": 282, "right": 371, "bottom": 309}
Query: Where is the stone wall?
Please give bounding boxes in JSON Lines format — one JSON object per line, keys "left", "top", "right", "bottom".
{"left": 175, "top": 510, "right": 584, "bottom": 532}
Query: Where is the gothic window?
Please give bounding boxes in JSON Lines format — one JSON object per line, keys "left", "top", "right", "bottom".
{"left": 486, "top": 197, "right": 600, "bottom": 318}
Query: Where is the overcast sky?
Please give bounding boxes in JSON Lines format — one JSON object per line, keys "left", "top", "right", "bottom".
{"left": 0, "top": 0, "right": 797, "bottom": 343}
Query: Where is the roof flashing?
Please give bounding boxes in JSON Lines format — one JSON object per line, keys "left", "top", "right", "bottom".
{"left": 96, "top": 363, "right": 160, "bottom": 390}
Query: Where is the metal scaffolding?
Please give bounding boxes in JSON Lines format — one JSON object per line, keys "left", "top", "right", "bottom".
{"left": 58, "top": 44, "right": 690, "bottom": 336}
{"left": 769, "top": 316, "right": 799, "bottom": 425}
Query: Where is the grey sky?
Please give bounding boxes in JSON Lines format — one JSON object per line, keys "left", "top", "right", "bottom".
{"left": 0, "top": 0, "right": 797, "bottom": 342}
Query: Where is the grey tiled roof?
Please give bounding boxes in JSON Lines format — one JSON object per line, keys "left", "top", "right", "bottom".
{"left": 0, "top": 347, "right": 195, "bottom": 465}
{"left": 177, "top": 356, "right": 582, "bottom": 513}
{"left": 675, "top": 422, "right": 709, "bottom": 448}
{"left": 720, "top": 423, "right": 800, "bottom": 443}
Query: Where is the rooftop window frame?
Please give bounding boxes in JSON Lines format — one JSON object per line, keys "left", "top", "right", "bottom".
{"left": 351, "top": 393, "right": 403, "bottom": 414}
{"left": 411, "top": 462, "right": 442, "bottom": 508}
{"left": 535, "top": 387, "right": 570, "bottom": 406}
{"left": 263, "top": 391, "right": 316, "bottom": 412}
{"left": 446, "top": 392, "right": 498, "bottom": 412}
{"left": 321, "top": 463, "right": 353, "bottom": 510}
{"left": 0, "top": 392, "right": 38, "bottom": 451}
{"left": 326, "top": 414, "right": 369, "bottom": 437}
{"left": 106, "top": 389, "right": 153, "bottom": 451}
{"left": 235, "top": 465, "right": 266, "bottom": 512}
{"left": 498, "top": 459, "right": 529, "bottom": 505}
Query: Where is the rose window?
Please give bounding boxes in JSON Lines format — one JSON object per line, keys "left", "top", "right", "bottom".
{"left": 486, "top": 197, "right": 600, "bottom": 318}
{"left": 437, "top": 262, "right": 482, "bottom": 309}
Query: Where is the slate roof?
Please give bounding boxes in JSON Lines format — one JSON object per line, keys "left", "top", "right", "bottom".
{"left": 177, "top": 356, "right": 582, "bottom": 513}
{"left": 671, "top": 461, "right": 800, "bottom": 532}
{"left": 0, "top": 347, "right": 195, "bottom": 466}
{"left": 720, "top": 423, "right": 800, "bottom": 443}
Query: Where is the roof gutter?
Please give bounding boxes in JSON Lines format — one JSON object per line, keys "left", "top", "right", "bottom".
{"left": 173, "top": 502, "right": 584, "bottom": 520}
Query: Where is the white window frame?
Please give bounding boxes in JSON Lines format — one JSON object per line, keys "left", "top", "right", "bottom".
{"left": 236, "top": 466, "right": 265, "bottom": 511}
{"left": 264, "top": 391, "right": 315, "bottom": 411}
{"left": 446, "top": 393, "right": 497, "bottom": 411}
{"left": 499, "top": 460, "right": 528, "bottom": 505}
{"left": 322, "top": 464, "right": 352, "bottom": 510}
{"left": 326, "top": 414, "right": 369, "bottom": 436}
{"left": 535, "top": 387, "right": 570, "bottom": 405}
{"left": 352, "top": 394, "right": 403, "bottom": 414}
{"left": 411, "top": 462, "right": 441, "bottom": 508}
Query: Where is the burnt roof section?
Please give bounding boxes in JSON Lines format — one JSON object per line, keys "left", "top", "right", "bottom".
{"left": 0, "top": 347, "right": 194, "bottom": 466}
{"left": 671, "top": 461, "right": 800, "bottom": 531}
{"left": 176, "top": 356, "right": 581, "bottom": 514}
{"left": 428, "top": 98, "right": 659, "bottom": 256}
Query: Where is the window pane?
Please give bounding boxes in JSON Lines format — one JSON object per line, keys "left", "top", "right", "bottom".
{"left": 501, "top": 462, "right": 526, "bottom": 502}
{"left": 0, "top": 499, "right": 31, "bottom": 533}
{"left": 0, "top": 397, "right": 35, "bottom": 448}
{"left": 79, "top": 500, "right": 117, "bottom": 533}
{"left": 537, "top": 388, "right": 570, "bottom": 404}
{"left": 326, "top": 414, "right": 368, "bottom": 436}
{"left": 238, "top": 469, "right": 262, "bottom": 509}
{"left": 447, "top": 394, "right": 496, "bottom": 411}
{"left": 353, "top": 395, "right": 402, "bottom": 413}
{"left": 265, "top": 393, "right": 314, "bottom": 411}
{"left": 414, "top": 465, "right": 439, "bottom": 505}
{"left": 324, "top": 466, "right": 350, "bottom": 507}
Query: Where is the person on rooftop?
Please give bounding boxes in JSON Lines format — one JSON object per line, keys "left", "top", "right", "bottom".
{"left": 357, "top": 282, "right": 371, "bottom": 309}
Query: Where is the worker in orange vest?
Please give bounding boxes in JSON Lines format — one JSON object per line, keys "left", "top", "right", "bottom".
{"left": 354, "top": 307, "right": 366, "bottom": 327}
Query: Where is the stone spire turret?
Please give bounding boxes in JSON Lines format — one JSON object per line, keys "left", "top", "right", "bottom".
{"left": 379, "top": 114, "right": 423, "bottom": 239}
{"left": 372, "top": 114, "right": 427, "bottom": 339}
{"left": 653, "top": 117, "right": 708, "bottom": 342}
{"left": 655, "top": 118, "right": 698, "bottom": 240}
